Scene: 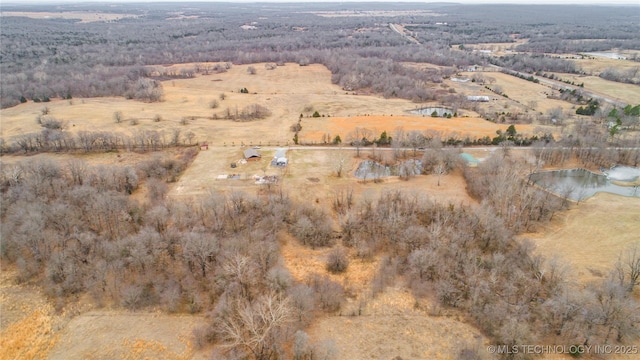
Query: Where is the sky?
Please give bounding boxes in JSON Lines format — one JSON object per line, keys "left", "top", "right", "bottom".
{"left": 3, "top": 0, "right": 640, "bottom": 5}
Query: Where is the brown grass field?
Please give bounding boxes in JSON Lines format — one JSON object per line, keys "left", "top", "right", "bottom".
{"left": 0, "top": 63, "right": 546, "bottom": 149}
{"left": 171, "top": 146, "right": 477, "bottom": 208}
{"left": 308, "top": 287, "right": 489, "bottom": 360}
{"left": 1, "top": 59, "right": 639, "bottom": 359}
{"left": 574, "top": 55, "right": 640, "bottom": 77}
{"left": 302, "top": 114, "right": 536, "bottom": 143}
{"left": 0, "top": 11, "right": 139, "bottom": 23}
{"left": 548, "top": 73, "right": 640, "bottom": 106}
{"left": 524, "top": 193, "right": 640, "bottom": 285}
{"left": 456, "top": 71, "right": 578, "bottom": 114}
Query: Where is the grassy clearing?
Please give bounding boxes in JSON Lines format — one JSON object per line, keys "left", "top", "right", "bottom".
{"left": 524, "top": 192, "right": 640, "bottom": 284}
{"left": 0, "top": 268, "right": 59, "bottom": 360}
{"left": 47, "top": 311, "right": 205, "bottom": 360}
{"left": 308, "top": 287, "right": 488, "bottom": 360}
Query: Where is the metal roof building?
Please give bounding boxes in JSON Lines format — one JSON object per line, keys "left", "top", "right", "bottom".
{"left": 243, "top": 148, "right": 261, "bottom": 160}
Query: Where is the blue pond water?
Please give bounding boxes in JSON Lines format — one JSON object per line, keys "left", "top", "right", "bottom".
{"left": 529, "top": 167, "right": 640, "bottom": 201}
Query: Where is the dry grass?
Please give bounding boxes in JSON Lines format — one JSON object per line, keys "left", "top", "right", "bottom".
{"left": 469, "top": 71, "right": 575, "bottom": 114}
{"left": 0, "top": 268, "right": 59, "bottom": 360}
{"left": 574, "top": 55, "right": 640, "bottom": 76}
{"left": 549, "top": 73, "right": 640, "bottom": 106}
{"left": 308, "top": 287, "right": 488, "bottom": 360}
{"left": 1, "top": 62, "right": 551, "bottom": 150}
{"left": 280, "top": 232, "right": 380, "bottom": 295}
{"left": 0, "top": 151, "right": 162, "bottom": 168}
{"left": 47, "top": 310, "right": 206, "bottom": 360}
{"left": 170, "top": 146, "right": 476, "bottom": 208}
{"left": 0, "top": 63, "right": 430, "bottom": 146}
{"left": 523, "top": 192, "right": 640, "bottom": 284}
{"left": 0, "top": 11, "right": 139, "bottom": 23}
{"left": 301, "top": 114, "right": 537, "bottom": 143}
{"left": 0, "top": 266, "right": 209, "bottom": 360}
{"left": 460, "top": 38, "right": 529, "bottom": 56}
{"left": 0, "top": 304, "right": 59, "bottom": 360}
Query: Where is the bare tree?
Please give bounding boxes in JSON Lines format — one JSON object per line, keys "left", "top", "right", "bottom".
{"left": 114, "top": 111, "right": 123, "bottom": 123}
{"left": 332, "top": 147, "right": 348, "bottom": 177}
{"left": 434, "top": 162, "right": 447, "bottom": 186}
{"left": 614, "top": 243, "right": 640, "bottom": 292}
{"left": 326, "top": 246, "right": 349, "bottom": 273}
{"left": 182, "top": 232, "right": 219, "bottom": 278}
{"left": 67, "top": 158, "right": 87, "bottom": 186}
{"left": 218, "top": 292, "right": 293, "bottom": 360}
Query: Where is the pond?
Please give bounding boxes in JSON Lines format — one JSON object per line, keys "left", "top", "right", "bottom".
{"left": 529, "top": 167, "right": 640, "bottom": 201}
{"left": 410, "top": 107, "right": 454, "bottom": 117}
{"left": 354, "top": 160, "right": 422, "bottom": 179}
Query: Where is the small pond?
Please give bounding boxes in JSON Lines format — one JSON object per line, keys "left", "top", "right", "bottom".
{"left": 529, "top": 167, "right": 640, "bottom": 201}
{"left": 410, "top": 107, "right": 454, "bottom": 117}
{"left": 355, "top": 160, "right": 422, "bottom": 179}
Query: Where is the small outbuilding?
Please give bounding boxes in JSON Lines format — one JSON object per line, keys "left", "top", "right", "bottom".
{"left": 271, "top": 148, "right": 288, "bottom": 167}
{"left": 244, "top": 148, "right": 261, "bottom": 161}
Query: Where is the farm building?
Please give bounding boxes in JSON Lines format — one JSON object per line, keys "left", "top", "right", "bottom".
{"left": 271, "top": 148, "right": 288, "bottom": 167}
{"left": 467, "top": 96, "right": 490, "bottom": 102}
{"left": 243, "top": 148, "right": 261, "bottom": 161}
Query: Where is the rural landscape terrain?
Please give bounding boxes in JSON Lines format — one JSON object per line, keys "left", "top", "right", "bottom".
{"left": 1, "top": 2, "right": 639, "bottom": 360}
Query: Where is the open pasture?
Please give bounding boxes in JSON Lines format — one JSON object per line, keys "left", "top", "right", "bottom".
{"left": 525, "top": 193, "right": 640, "bottom": 284}
{"left": 2, "top": 63, "right": 482, "bottom": 147}
{"left": 548, "top": 73, "right": 640, "bottom": 106}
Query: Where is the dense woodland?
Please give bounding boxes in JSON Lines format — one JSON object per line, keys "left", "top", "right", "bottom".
{"left": 2, "top": 2, "right": 640, "bottom": 359}
{"left": 1, "top": 3, "right": 639, "bottom": 107}
{"left": 2, "top": 148, "right": 639, "bottom": 359}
